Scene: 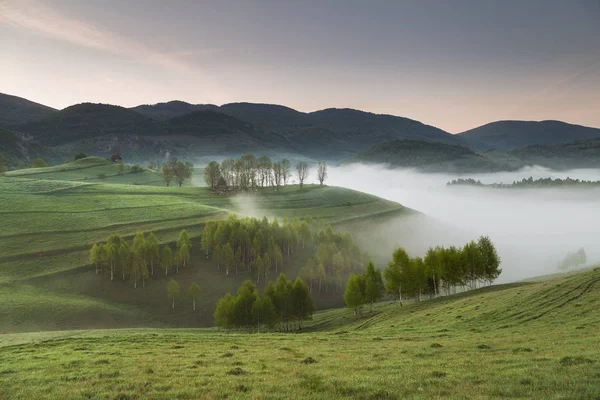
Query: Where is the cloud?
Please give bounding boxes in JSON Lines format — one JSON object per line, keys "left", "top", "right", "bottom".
{"left": 0, "top": 0, "right": 228, "bottom": 102}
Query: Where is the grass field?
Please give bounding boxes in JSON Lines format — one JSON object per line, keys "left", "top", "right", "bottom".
{"left": 0, "top": 268, "right": 598, "bottom": 399}
{"left": 0, "top": 157, "right": 411, "bottom": 332}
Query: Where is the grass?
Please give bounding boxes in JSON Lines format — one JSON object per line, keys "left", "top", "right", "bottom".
{"left": 0, "top": 157, "right": 410, "bottom": 332}
{"left": 0, "top": 268, "right": 598, "bottom": 399}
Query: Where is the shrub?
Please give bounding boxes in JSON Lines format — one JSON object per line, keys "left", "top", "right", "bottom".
{"left": 74, "top": 153, "right": 87, "bottom": 160}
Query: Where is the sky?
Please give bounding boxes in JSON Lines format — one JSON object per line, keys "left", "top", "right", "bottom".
{"left": 1, "top": 0, "right": 599, "bottom": 133}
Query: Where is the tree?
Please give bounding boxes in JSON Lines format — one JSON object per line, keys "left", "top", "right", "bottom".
{"left": 167, "top": 279, "right": 180, "bottom": 309}
{"left": 118, "top": 162, "right": 125, "bottom": 176}
{"left": 317, "top": 162, "right": 328, "bottom": 185}
{"left": 174, "top": 161, "right": 193, "bottom": 187}
{"left": 233, "top": 280, "right": 259, "bottom": 329}
{"left": 74, "top": 152, "right": 87, "bottom": 160}
{"left": 214, "top": 292, "right": 235, "bottom": 330}
{"left": 188, "top": 282, "right": 201, "bottom": 310}
{"left": 131, "top": 245, "right": 148, "bottom": 289}
{"left": 364, "top": 262, "right": 384, "bottom": 312}
{"left": 204, "top": 161, "right": 221, "bottom": 189}
{"left": 281, "top": 158, "right": 291, "bottom": 185}
{"left": 251, "top": 295, "right": 276, "bottom": 333}
{"left": 272, "top": 274, "right": 293, "bottom": 331}
{"left": 162, "top": 245, "right": 173, "bottom": 276}
{"left": 146, "top": 233, "right": 159, "bottom": 276}
{"left": 0, "top": 153, "right": 6, "bottom": 174}
{"left": 344, "top": 273, "right": 366, "bottom": 316}
{"left": 118, "top": 241, "right": 131, "bottom": 281}
{"left": 162, "top": 165, "right": 174, "bottom": 186}
{"left": 272, "top": 162, "right": 283, "bottom": 191}
{"left": 176, "top": 229, "right": 191, "bottom": 270}
{"left": 291, "top": 278, "right": 314, "bottom": 329}
{"left": 32, "top": 158, "right": 49, "bottom": 168}
{"left": 296, "top": 161, "right": 309, "bottom": 188}
{"left": 477, "top": 236, "right": 502, "bottom": 285}
{"left": 89, "top": 243, "right": 102, "bottom": 275}
{"left": 384, "top": 248, "right": 409, "bottom": 305}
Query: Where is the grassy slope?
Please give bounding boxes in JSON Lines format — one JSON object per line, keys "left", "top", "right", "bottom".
{"left": 0, "top": 268, "right": 598, "bottom": 399}
{"left": 0, "top": 157, "right": 409, "bottom": 332}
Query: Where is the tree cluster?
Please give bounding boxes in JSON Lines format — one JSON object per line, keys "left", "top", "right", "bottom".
{"left": 448, "top": 176, "right": 600, "bottom": 188}
{"left": 201, "top": 215, "right": 364, "bottom": 291}
{"left": 557, "top": 248, "right": 587, "bottom": 270}
{"left": 383, "top": 236, "right": 502, "bottom": 303}
{"left": 166, "top": 279, "right": 201, "bottom": 310}
{"left": 89, "top": 229, "right": 192, "bottom": 288}
{"left": 214, "top": 274, "right": 314, "bottom": 333}
{"left": 344, "top": 262, "right": 385, "bottom": 316}
{"left": 161, "top": 157, "right": 194, "bottom": 187}
{"left": 203, "top": 154, "right": 326, "bottom": 191}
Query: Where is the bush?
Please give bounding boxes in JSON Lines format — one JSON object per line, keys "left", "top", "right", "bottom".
{"left": 74, "top": 153, "right": 88, "bottom": 160}
{"left": 32, "top": 158, "right": 49, "bottom": 168}
{"left": 130, "top": 165, "right": 143, "bottom": 173}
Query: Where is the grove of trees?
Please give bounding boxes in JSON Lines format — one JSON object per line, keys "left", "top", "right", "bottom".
{"left": 89, "top": 229, "right": 192, "bottom": 288}
{"left": 557, "top": 248, "right": 587, "bottom": 270}
{"left": 214, "top": 274, "right": 314, "bottom": 332}
{"left": 201, "top": 215, "right": 365, "bottom": 292}
{"left": 203, "top": 154, "right": 327, "bottom": 191}
{"left": 344, "top": 236, "right": 502, "bottom": 317}
{"left": 383, "top": 236, "right": 501, "bottom": 304}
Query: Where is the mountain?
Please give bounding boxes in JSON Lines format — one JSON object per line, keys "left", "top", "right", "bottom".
{"left": 13, "top": 103, "right": 162, "bottom": 145}
{"left": 485, "top": 138, "right": 600, "bottom": 170}
{"left": 0, "top": 92, "right": 57, "bottom": 126}
{"left": 132, "top": 101, "right": 466, "bottom": 158}
{"left": 353, "top": 139, "right": 507, "bottom": 172}
{"left": 460, "top": 120, "right": 600, "bottom": 151}
{"left": 0, "top": 128, "right": 57, "bottom": 168}
{"left": 131, "top": 100, "right": 218, "bottom": 120}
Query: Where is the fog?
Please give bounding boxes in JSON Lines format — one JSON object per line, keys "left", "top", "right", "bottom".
{"left": 319, "top": 163, "right": 600, "bottom": 283}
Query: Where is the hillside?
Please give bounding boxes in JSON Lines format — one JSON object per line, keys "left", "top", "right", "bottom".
{"left": 0, "top": 92, "right": 57, "bottom": 126}
{"left": 12, "top": 103, "right": 162, "bottom": 146}
{"left": 0, "top": 268, "right": 598, "bottom": 399}
{"left": 0, "top": 159, "right": 411, "bottom": 333}
{"left": 460, "top": 120, "right": 600, "bottom": 151}
{"left": 353, "top": 139, "right": 509, "bottom": 172}
{"left": 131, "top": 100, "right": 218, "bottom": 120}
{"left": 0, "top": 127, "right": 58, "bottom": 169}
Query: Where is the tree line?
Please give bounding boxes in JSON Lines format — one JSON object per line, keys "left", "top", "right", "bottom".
{"left": 203, "top": 154, "right": 328, "bottom": 191}
{"left": 89, "top": 229, "right": 192, "bottom": 288}
{"left": 345, "top": 236, "right": 502, "bottom": 315}
{"left": 448, "top": 176, "right": 600, "bottom": 188}
{"left": 214, "top": 274, "right": 314, "bottom": 333}
{"left": 201, "top": 215, "right": 365, "bottom": 291}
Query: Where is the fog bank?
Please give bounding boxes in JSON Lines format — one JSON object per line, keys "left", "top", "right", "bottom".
{"left": 321, "top": 164, "right": 600, "bottom": 283}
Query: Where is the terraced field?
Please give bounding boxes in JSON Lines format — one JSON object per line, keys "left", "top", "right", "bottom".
{"left": 0, "top": 268, "right": 598, "bottom": 399}
{"left": 0, "top": 157, "right": 410, "bottom": 332}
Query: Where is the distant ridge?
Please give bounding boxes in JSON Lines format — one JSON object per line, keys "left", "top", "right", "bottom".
{"left": 459, "top": 120, "right": 600, "bottom": 150}
{"left": 0, "top": 92, "right": 57, "bottom": 126}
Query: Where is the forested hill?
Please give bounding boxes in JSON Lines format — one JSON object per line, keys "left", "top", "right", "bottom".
{"left": 0, "top": 92, "right": 57, "bottom": 126}
{"left": 352, "top": 140, "right": 508, "bottom": 172}
{"left": 459, "top": 120, "right": 600, "bottom": 151}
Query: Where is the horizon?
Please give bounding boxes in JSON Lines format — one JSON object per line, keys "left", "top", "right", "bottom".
{"left": 2, "top": 0, "right": 600, "bottom": 133}
{"left": 4, "top": 89, "right": 600, "bottom": 134}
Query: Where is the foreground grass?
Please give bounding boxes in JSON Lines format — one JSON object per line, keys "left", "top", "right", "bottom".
{"left": 1, "top": 269, "right": 598, "bottom": 399}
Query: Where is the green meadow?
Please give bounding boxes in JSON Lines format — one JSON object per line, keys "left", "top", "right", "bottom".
{"left": 0, "top": 157, "right": 409, "bottom": 332}
{"left": 0, "top": 268, "right": 598, "bottom": 399}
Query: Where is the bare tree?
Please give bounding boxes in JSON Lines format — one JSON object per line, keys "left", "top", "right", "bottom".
{"left": 281, "top": 158, "right": 291, "bottom": 185}
{"left": 296, "top": 161, "right": 309, "bottom": 188}
{"left": 272, "top": 162, "right": 283, "bottom": 191}
{"left": 317, "top": 162, "right": 328, "bottom": 186}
